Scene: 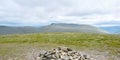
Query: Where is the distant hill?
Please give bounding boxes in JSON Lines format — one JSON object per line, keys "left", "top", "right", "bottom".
{"left": 0, "top": 26, "right": 39, "bottom": 35}
{"left": 39, "top": 23, "right": 108, "bottom": 33}
{"left": 100, "top": 26, "right": 120, "bottom": 34}
{"left": 0, "top": 23, "right": 108, "bottom": 35}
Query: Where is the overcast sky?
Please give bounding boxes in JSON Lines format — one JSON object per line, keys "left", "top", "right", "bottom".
{"left": 0, "top": 0, "right": 120, "bottom": 27}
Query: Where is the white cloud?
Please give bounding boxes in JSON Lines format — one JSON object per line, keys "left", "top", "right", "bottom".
{"left": 0, "top": 0, "right": 120, "bottom": 26}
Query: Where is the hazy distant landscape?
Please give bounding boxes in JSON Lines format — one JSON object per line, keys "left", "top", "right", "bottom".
{"left": 0, "top": 23, "right": 120, "bottom": 35}
{"left": 101, "top": 26, "right": 120, "bottom": 34}
{"left": 0, "top": 23, "right": 113, "bottom": 35}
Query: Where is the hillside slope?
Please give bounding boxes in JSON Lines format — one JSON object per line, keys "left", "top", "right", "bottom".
{"left": 40, "top": 23, "right": 108, "bottom": 33}
{"left": 0, "top": 26, "right": 39, "bottom": 35}
{"left": 0, "top": 23, "right": 108, "bottom": 35}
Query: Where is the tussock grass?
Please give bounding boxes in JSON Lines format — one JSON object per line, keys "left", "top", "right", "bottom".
{"left": 0, "top": 33, "right": 119, "bottom": 48}
{"left": 0, "top": 32, "right": 119, "bottom": 60}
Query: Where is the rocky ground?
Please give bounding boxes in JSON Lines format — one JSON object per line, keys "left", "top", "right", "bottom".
{"left": 36, "top": 47, "right": 97, "bottom": 60}
{"left": 0, "top": 47, "right": 119, "bottom": 60}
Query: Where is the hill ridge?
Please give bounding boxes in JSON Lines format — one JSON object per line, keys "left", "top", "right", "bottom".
{"left": 0, "top": 23, "right": 108, "bottom": 35}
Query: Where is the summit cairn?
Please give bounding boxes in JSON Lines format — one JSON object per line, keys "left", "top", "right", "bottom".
{"left": 37, "top": 47, "right": 92, "bottom": 60}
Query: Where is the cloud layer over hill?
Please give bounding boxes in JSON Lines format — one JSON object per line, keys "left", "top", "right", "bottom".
{"left": 0, "top": 0, "right": 120, "bottom": 26}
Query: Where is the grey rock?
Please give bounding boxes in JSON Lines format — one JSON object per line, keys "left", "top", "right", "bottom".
{"left": 37, "top": 47, "right": 92, "bottom": 60}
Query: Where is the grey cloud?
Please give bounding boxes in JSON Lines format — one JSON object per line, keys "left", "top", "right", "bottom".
{"left": 97, "top": 21, "right": 120, "bottom": 25}
{"left": 95, "top": 20, "right": 120, "bottom": 27}
{"left": 0, "top": 0, "right": 120, "bottom": 26}
{"left": 0, "top": 19, "right": 23, "bottom": 26}
{"left": 66, "top": 11, "right": 108, "bottom": 17}
{"left": 14, "top": 0, "right": 61, "bottom": 8}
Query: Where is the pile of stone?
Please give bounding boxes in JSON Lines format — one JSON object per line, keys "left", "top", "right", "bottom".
{"left": 36, "top": 47, "right": 92, "bottom": 60}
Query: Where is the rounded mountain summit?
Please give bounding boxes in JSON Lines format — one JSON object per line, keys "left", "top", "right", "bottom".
{"left": 39, "top": 23, "right": 108, "bottom": 33}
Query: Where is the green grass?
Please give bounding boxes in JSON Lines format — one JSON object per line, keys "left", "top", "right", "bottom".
{"left": 0, "top": 32, "right": 120, "bottom": 60}
{"left": 0, "top": 33, "right": 119, "bottom": 48}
